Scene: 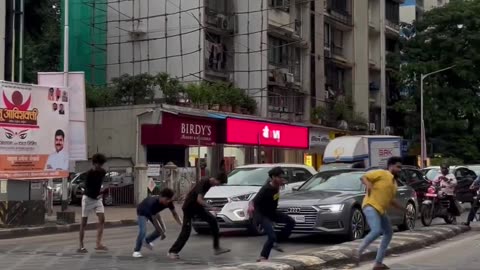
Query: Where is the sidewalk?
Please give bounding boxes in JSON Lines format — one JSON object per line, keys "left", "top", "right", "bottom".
{"left": 0, "top": 202, "right": 184, "bottom": 239}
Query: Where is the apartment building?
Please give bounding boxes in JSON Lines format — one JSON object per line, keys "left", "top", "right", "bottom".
{"left": 309, "top": 0, "right": 402, "bottom": 134}
{"left": 100, "top": 0, "right": 311, "bottom": 120}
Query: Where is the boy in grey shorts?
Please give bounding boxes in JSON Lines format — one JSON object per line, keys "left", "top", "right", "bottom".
{"left": 77, "top": 153, "right": 107, "bottom": 253}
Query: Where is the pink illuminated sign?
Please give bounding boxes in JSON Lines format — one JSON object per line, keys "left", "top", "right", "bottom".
{"left": 225, "top": 118, "right": 309, "bottom": 149}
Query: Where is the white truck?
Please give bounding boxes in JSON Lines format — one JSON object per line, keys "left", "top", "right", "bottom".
{"left": 320, "top": 135, "right": 402, "bottom": 171}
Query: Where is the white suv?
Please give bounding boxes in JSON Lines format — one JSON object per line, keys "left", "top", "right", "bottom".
{"left": 192, "top": 163, "right": 317, "bottom": 235}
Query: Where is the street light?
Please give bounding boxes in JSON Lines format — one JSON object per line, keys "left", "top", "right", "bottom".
{"left": 420, "top": 65, "right": 455, "bottom": 168}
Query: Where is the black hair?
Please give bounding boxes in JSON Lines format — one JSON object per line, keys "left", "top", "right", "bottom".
{"left": 387, "top": 156, "right": 403, "bottom": 167}
{"left": 216, "top": 172, "right": 228, "bottom": 184}
{"left": 160, "top": 188, "right": 174, "bottom": 199}
{"left": 268, "top": 167, "right": 285, "bottom": 178}
{"left": 92, "top": 153, "right": 107, "bottom": 165}
{"left": 352, "top": 161, "right": 365, "bottom": 169}
{"left": 54, "top": 129, "right": 65, "bottom": 138}
{"left": 440, "top": 163, "right": 449, "bottom": 169}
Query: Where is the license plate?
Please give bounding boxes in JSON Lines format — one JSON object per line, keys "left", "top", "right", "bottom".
{"left": 290, "top": 215, "right": 305, "bottom": 223}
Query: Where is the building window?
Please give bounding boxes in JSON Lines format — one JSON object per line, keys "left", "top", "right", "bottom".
{"left": 324, "top": 23, "right": 331, "bottom": 48}
{"left": 385, "top": 0, "right": 399, "bottom": 23}
{"left": 206, "top": 0, "right": 226, "bottom": 14}
{"left": 332, "top": 28, "right": 343, "bottom": 55}
{"left": 270, "top": 0, "right": 290, "bottom": 12}
{"left": 268, "top": 35, "right": 301, "bottom": 70}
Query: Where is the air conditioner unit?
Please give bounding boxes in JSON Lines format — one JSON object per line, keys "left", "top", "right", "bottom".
{"left": 129, "top": 20, "right": 147, "bottom": 37}
{"left": 285, "top": 73, "right": 295, "bottom": 83}
{"left": 369, "top": 123, "right": 376, "bottom": 132}
{"left": 216, "top": 15, "right": 229, "bottom": 30}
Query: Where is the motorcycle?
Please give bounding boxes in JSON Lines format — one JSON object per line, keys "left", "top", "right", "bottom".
{"left": 421, "top": 184, "right": 460, "bottom": 226}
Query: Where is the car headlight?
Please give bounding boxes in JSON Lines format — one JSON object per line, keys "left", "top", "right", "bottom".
{"left": 317, "top": 204, "right": 344, "bottom": 213}
{"left": 231, "top": 193, "right": 256, "bottom": 201}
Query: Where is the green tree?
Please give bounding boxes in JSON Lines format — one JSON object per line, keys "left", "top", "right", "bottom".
{"left": 23, "top": 0, "right": 61, "bottom": 83}
{"left": 395, "top": 0, "right": 480, "bottom": 162}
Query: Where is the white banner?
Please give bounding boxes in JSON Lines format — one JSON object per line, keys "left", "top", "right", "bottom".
{"left": 0, "top": 81, "right": 70, "bottom": 179}
{"left": 38, "top": 72, "right": 87, "bottom": 161}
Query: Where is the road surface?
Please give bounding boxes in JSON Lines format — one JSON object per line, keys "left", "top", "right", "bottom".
{"left": 353, "top": 229, "right": 480, "bottom": 270}
{"left": 0, "top": 212, "right": 468, "bottom": 270}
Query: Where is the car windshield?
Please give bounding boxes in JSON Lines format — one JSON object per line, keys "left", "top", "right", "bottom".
{"left": 300, "top": 171, "right": 364, "bottom": 191}
{"left": 468, "top": 166, "right": 480, "bottom": 176}
{"left": 226, "top": 167, "right": 270, "bottom": 186}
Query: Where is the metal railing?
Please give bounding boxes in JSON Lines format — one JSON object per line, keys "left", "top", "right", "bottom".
{"left": 325, "top": 0, "right": 353, "bottom": 26}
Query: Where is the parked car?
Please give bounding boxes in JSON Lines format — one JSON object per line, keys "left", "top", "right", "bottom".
{"left": 276, "top": 169, "right": 418, "bottom": 240}
{"left": 422, "top": 166, "right": 476, "bottom": 203}
{"left": 399, "top": 166, "right": 430, "bottom": 207}
{"left": 192, "top": 163, "right": 317, "bottom": 235}
{"left": 52, "top": 178, "right": 72, "bottom": 204}
{"left": 467, "top": 165, "right": 480, "bottom": 177}
{"left": 69, "top": 171, "right": 121, "bottom": 206}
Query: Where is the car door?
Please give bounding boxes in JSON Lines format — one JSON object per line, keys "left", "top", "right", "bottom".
{"left": 283, "top": 168, "right": 313, "bottom": 191}
{"left": 390, "top": 176, "right": 409, "bottom": 224}
{"left": 455, "top": 168, "right": 475, "bottom": 203}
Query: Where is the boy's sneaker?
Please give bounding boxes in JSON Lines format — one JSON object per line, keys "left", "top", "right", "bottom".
{"left": 214, "top": 247, "right": 231, "bottom": 255}
{"left": 143, "top": 240, "right": 154, "bottom": 251}
{"left": 132, "top": 252, "right": 143, "bottom": 258}
{"left": 167, "top": 252, "right": 180, "bottom": 259}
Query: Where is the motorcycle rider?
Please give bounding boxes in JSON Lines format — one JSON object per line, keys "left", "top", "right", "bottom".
{"left": 432, "top": 164, "right": 459, "bottom": 222}
{"left": 463, "top": 176, "right": 480, "bottom": 226}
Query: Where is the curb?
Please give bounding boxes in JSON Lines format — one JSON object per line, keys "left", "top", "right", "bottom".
{"left": 219, "top": 225, "right": 470, "bottom": 270}
{"left": 0, "top": 219, "right": 137, "bottom": 239}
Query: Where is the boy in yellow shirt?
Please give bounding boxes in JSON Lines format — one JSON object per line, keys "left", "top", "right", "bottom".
{"left": 356, "top": 157, "right": 405, "bottom": 270}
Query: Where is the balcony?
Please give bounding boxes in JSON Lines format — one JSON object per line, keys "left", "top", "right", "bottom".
{"left": 324, "top": 0, "right": 353, "bottom": 28}
{"left": 386, "top": 19, "right": 400, "bottom": 35}
{"left": 204, "top": 40, "right": 233, "bottom": 79}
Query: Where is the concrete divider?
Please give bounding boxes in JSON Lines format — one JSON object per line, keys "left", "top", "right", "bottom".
{"left": 219, "top": 225, "right": 470, "bottom": 270}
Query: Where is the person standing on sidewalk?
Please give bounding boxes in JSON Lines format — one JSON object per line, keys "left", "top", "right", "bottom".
{"left": 167, "top": 173, "right": 230, "bottom": 259}
{"left": 133, "top": 188, "right": 182, "bottom": 258}
{"left": 248, "top": 167, "right": 295, "bottom": 262}
{"left": 355, "top": 157, "right": 405, "bottom": 270}
{"left": 78, "top": 153, "right": 108, "bottom": 253}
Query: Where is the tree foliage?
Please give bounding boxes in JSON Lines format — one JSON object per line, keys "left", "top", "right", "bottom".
{"left": 395, "top": 0, "right": 480, "bottom": 162}
{"left": 23, "top": 0, "right": 61, "bottom": 83}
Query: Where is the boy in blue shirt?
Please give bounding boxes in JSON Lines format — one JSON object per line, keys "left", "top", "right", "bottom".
{"left": 133, "top": 188, "right": 182, "bottom": 258}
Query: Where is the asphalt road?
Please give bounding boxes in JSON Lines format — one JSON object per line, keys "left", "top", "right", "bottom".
{"left": 0, "top": 212, "right": 469, "bottom": 270}
{"left": 353, "top": 229, "right": 480, "bottom": 270}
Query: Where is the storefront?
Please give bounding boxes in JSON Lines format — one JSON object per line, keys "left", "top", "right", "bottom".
{"left": 224, "top": 118, "right": 309, "bottom": 164}
{"left": 141, "top": 112, "right": 220, "bottom": 167}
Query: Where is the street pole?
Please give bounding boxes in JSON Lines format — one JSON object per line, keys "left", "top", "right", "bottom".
{"left": 61, "top": 0, "right": 70, "bottom": 211}
{"left": 18, "top": 0, "right": 24, "bottom": 82}
{"left": 419, "top": 65, "right": 455, "bottom": 168}
{"left": 379, "top": 0, "right": 387, "bottom": 134}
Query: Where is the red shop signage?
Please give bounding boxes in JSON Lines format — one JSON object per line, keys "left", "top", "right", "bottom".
{"left": 225, "top": 118, "right": 309, "bottom": 149}
{"left": 141, "top": 113, "right": 218, "bottom": 146}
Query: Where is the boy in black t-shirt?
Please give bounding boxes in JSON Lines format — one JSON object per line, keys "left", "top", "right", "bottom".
{"left": 78, "top": 153, "right": 107, "bottom": 253}
{"left": 248, "top": 167, "right": 295, "bottom": 262}
{"left": 168, "top": 173, "right": 230, "bottom": 259}
{"left": 133, "top": 188, "right": 182, "bottom": 258}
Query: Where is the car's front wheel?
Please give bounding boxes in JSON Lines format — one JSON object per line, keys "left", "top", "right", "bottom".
{"left": 348, "top": 208, "right": 365, "bottom": 241}
{"left": 398, "top": 202, "right": 416, "bottom": 231}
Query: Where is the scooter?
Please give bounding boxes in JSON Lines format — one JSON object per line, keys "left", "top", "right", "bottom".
{"left": 421, "top": 184, "right": 459, "bottom": 226}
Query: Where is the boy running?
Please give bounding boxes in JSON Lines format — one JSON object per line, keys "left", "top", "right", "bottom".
{"left": 78, "top": 153, "right": 108, "bottom": 253}
{"left": 133, "top": 188, "right": 182, "bottom": 258}
{"left": 248, "top": 167, "right": 295, "bottom": 262}
{"left": 168, "top": 174, "right": 230, "bottom": 259}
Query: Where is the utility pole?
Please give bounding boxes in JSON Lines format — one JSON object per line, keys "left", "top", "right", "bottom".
{"left": 379, "top": 0, "right": 387, "bottom": 134}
